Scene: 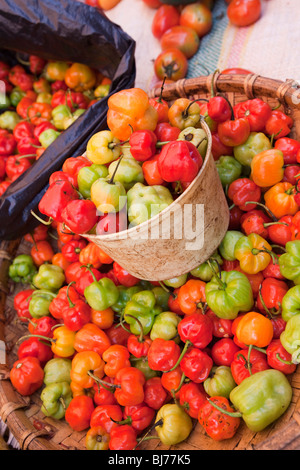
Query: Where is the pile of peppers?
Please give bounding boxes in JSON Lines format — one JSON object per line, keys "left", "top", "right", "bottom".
{"left": 0, "top": 56, "right": 111, "bottom": 196}
{"left": 8, "top": 80, "right": 300, "bottom": 450}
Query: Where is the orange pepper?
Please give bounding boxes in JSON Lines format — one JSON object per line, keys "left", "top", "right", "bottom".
{"left": 30, "top": 240, "right": 54, "bottom": 266}
{"left": 177, "top": 279, "right": 206, "bottom": 315}
{"left": 74, "top": 323, "right": 111, "bottom": 357}
{"left": 235, "top": 311, "right": 273, "bottom": 348}
{"left": 97, "top": 246, "right": 114, "bottom": 264}
{"left": 70, "top": 351, "right": 105, "bottom": 389}
{"left": 64, "top": 63, "right": 97, "bottom": 92}
{"left": 264, "top": 182, "right": 299, "bottom": 219}
{"left": 142, "top": 154, "right": 165, "bottom": 186}
{"left": 98, "top": 0, "right": 122, "bottom": 10}
{"left": 70, "top": 380, "right": 95, "bottom": 398}
{"left": 91, "top": 307, "right": 115, "bottom": 330}
{"left": 107, "top": 88, "right": 158, "bottom": 141}
{"left": 102, "top": 344, "right": 131, "bottom": 378}
{"left": 79, "top": 242, "right": 103, "bottom": 269}
{"left": 27, "top": 102, "right": 52, "bottom": 126}
{"left": 52, "top": 252, "right": 71, "bottom": 272}
{"left": 168, "top": 98, "right": 201, "bottom": 130}
{"left": 250, "top": 149, "right": 284, "bottom": 188}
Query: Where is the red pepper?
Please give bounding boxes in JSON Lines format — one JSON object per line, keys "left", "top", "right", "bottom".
{"left": 109, "top": 425, "right": 138, "bottom": 450}
{"left": 114, "top": 367, "right": 146, "bottom": 406}
{"left": 28, "top": 315, "right": 58, "bottom": 338}
{"left": 211, "top": 338, "right": 241, "bottom": 367}
{"left": 51, "top": 80, "right": 68, "bottom": 93}
{"left": 49, "top": 170, "right": 77, "bottom": 188}
{"left": 13, "top": 289, "right": 35, "bottom": 322}
{"left": 97, "top": 208, "right": 128, "bottom": 235}
{"left": 38, "top": 179, "right": 79, "bottom": 223}
{"left": 0, "top": 130, "right": 17, "bottom": 156}
{"left": 230, "top": 347, "right": 269, "bottom": 385}
{"left": 180, "top": 347, "right": 213, "bottom": 383}
{"left": 29, "top": 55, "right": 46, "bottom": 75}
{"left": 205, "top": 310, "right": 233, "bottom": 338}
{"left": 61, "top": 239, "right": 87, "bottom": 263}
{"left": 283, "top": 164, "right": 300, "bottom": 185}
{"left": 147, "top": 338, "right": 181, "bottom": 372}
{"left": 154, "top": 122, "right": 181, "bottom": 142}
{"left": 179, "top": 381, "right": 207, "bottom": 419}
{"left": 178, "top": 312, "right": 213, "bottom": 349}
{"left": 149, "top": 96, "right": 169, "bottom": 124}
{"left": 0, "top": 157, "right": 6, "bottom": 180}
{"left": 103, "top": 345, "right": 131, "bottom": 378}
{"left": 6, "top": 156, "right": 31, "bottom": 181}
{"left": 290, "top": 211, "right": 300, "bottom": 240}
{"left": 74, "top": 266, "right": 104, "bottom": 296}
{"left": 8, "top": 65, "right": 25, "bottom": 84}
{"left": 0, "top": 61, "right": 10, "bottom": 79}
{"left": 10, "top": 356, "right": 44, "bottom": 396}
{"left": 93, "top": 376, "right": 117, "bottom": 406}
{"left": 158, "top": 140, "right": 203, "bottom": 183}
{"left": 198, "top": 396, "right": 240, "bottom": 441}
{"left": 167, "top": 287, "right": 185, "bottom": 315}
{"left": 112, "top": 262, "right": 140, "bottom": 288}
{"left": 13, "top": 122, "right": 34, "bottom": 143}
{"left": 17, "top": 337, "right": 53, "bottom": 367}
{"left": 142, "top": 153, "right": 165, "bottom": 186}
{"left": 234, "top": 99, "right": 272, "bottom": 132}
{"left": 227, "top": 177, "right": 261, "bottom": 211}
{"left": 16, "top": 96, "right": 35, "bottom": 119}
{"left": 161, "top": 366, "right": 183, "bottom": 399}
{"left": 61, "top": 199, "right": 98, "bottom": 234}
{"left": 122, "top": 403, "right": 155, "bottom": 433}
{"left": 51, "top": 89, "right": 89, "bottom": 112}
{"left": 0, "top": 180, "right": 11, "bottom": 196}
{"left": 27, "top": 102, "right": 52, "bottom": 126}
{"left": 275, "top": 137, "right": 300, "bottom": 164}
{"left": 271, "top": 316, "right": 286, "bottom": 339}
{"left": 262, "top": 256, "right": 285, "bottom": 280}
{"left": 90, "top": 404, "right": 123, "bottom": 433}
{"left": 240, "top": 209, "right": 273, "bottom": 238}
{"left": 217, "top": 117, "right": 250, "bottom": 147}
{"left": 257, "top": 277, "right": 289, "bottom": 316}
{"left": 211, "top": 132, "right": 233, "bottom": 160}
{"left": 267, "top": 215, "right": 293, "bottom": 246}
{"left": 65, "top": 396, "right": 95, "bottom": 432}
{"left": 264, "top": 110, "right": 293, "bottom": 140}
{"left": 266, "top": 339, "right": 296, "bottom": 375}
{"left": 127, "top": 333, "right": 152, "bottom": 358}
{"left": 207, "top": 96, "right": 232, "bottom": 123}
{"left": 17, "top": 135, "right": 40, "bottom": 156}
{"left": 129, "top": 130, "right": 157, "bottom": 162}
{"left": 34, "top": 121, "right": 57, "bottom": 140}
{"left": 49, "top": 285, "right": 81, "bottom": 320}
{"left": 63, "top": 297, "right": 91, "bottom": 332}
{"left": 105, "top": 323, "right": 132, "bottom": 347}
{"left": 62, "top": 155, "right": 92, "bottom": 181}
{"left": 229, "top": 205, "right": 244, "bottom": 230}
{"left": 143, "top": 377, "right": 168, "bottom": 410}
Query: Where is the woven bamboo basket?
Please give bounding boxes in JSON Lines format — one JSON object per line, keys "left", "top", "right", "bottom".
{"left": 1, "top": 73, "right": 300, "bottom": 450}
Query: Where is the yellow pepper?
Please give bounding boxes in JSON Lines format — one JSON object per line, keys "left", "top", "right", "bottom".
{"left": 234, "top": 233, "right": 273, "bottom": 274}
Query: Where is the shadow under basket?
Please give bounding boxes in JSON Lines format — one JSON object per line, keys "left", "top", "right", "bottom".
{"left": 1, "top": 73, "right": 300, "bottom": 450}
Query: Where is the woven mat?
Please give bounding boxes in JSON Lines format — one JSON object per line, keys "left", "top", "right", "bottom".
{"left": 105, "top": 0, "right": 300, "bottom": 91}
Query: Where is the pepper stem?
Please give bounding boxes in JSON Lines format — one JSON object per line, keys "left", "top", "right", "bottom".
{"left": 108, "top": 155, "right": 123, "bottom": 185}
{"left": 165, "top": 340, "right": 192, "bottom": 372}
{"left": 66, "top": 281, "right": 76, "bottom": 308}
{"left": 206, "top": 398, "right": 242, "bottom": 418}
{"left": 30, "top": 210, "right": 53, "bottom": 226}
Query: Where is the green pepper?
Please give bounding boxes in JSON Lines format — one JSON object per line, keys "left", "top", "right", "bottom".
{"left": 205, "top": 270, "right": 254, "bottom": 319}
{"left": 36, "top": 92, "right": 52, "bottom": 105}
{"left": 215, "top": 156, "right": 242, "bottom": 187}
{"left": 8, "top": 254, "right": 37, "bottom": 284}
{"left": 28, "top": 290, "right": 56, "bottom": 319}
{"left": 130, "top": 357, "right": 159, "bottom": 380}
{"left": 0, "top": 110, "right": 21, "bottom": 131}
{"left": 10, "top": 87, "right": 26, "bottom": 107}
{"left": 43, "top": 358, "right": 72, "bottom": 385}
{"left": 94, "top": 84, "right": 110, "bottom": 98}
{"left": 77, "top": 163, "right": 109, "bottom": 199}
{"left": 111, "top": 285, "right": 143, "bottom": 315}
{"left": 127, "top": 182, "right": 173, "bottom": 226}
{"left": 177, "top": 126, "right": 208, "bottom": 157}
{"left": 108, "top": 156, "right": 144, "bottom": 190}
{"left": 281, "top": 285, "right": 300, "bottom": 322}
{"left": 219, "top": 230, "right": 244, "bottom": 261}
{"left": 151, "top": 286, "right": 170, "bottom": 311}
{"left": 124, "top": 290, "right": 162, "bottom": 335}
{"left": 163, "top": 273, "right": 188, "bottom": 289}
{"left": 155, "top": 404, "right": 193, "bottom": 445}
{"left": 233, "top": 132, "right": 272, "bottom": 167}
{"left": 190, "top": 250, "right": 223, "bottom": 282}
{"left": 150, "top": 311, "right": 181, "bottom": 341}
{"left": 39, "top": 129, "right": 61, "bottom": 148}
{"left": 0, "top": 93, "right": 11, "bottom": 110}
{"left": 40, "top": 381, "right": 72, "bottom": 420}
{"left": 51, "top": 104, "right": 72, "bottom": 130}
{"left": 32, "top": 264, "right": 65, "bottom": 292}
{"left": 63, "top": 109, "right": 85, "bottom": 130}
{"left": 229, "top": 369, "right": 292, "bottom": 432}
{"left": 204, "top": 366, "right": 236, "bottom": 399}
{"left": 280, "top": 315, "right": 300, "bottom": 363}
{"left": 279, "top": 240, "right": 300, "bottom": 285}
{"left": 84, "top": 275, "right": 119, "bottom": 311}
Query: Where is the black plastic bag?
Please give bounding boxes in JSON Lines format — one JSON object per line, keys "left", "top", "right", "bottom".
{"left": 0, "top": 0, "right": 136, "bottom": 240}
